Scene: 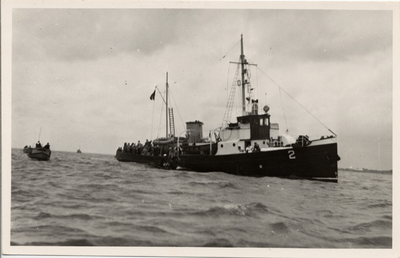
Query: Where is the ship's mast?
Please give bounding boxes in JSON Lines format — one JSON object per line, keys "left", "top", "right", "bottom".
{"left": 166, "top": 72, "right": 169, "bottom": 138}
{"left": 240, "top": 34, "right": 246, "bottom": 114}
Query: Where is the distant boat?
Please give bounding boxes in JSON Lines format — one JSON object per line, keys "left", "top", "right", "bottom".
{"left": 23, "top": 145, "right": 32, "bottom": 153}
{"left": 28, "top": 142, "right": 51, "bottom": 161}
{"left": 77, "top": 149, "right": 82, "bottom": 153}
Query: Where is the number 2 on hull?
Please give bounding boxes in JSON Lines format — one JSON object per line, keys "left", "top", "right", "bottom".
{"left": 288, "top": 150, "right": 296, "bottom": 159}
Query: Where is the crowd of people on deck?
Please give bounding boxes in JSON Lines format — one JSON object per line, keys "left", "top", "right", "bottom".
{"left": 119, "top": 139, "right": 181, "bottom": 158}
{"left": 119, "top": 139, "right": 262, "bottom": 157}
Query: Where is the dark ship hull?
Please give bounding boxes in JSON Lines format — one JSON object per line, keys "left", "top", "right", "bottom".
{"left": 115, "top": 149, "right": 178, "bottom": 169}
{"left": 115, "top": 138, "right": 339, "bottom": 182}
{"left": 178, "top": 139, "right": 339, "bottom": 182}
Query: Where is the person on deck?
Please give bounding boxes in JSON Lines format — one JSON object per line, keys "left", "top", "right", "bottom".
{"left": 36, "top": 141, "right": 42, "bottom": 148}
{"left": 44, "top": 143, "right": 50, "bottom": 149}
{"left": 253, "top": 142, "right": 260, "bottom": 152}
{"left": 131, "top": 143, "right": 136, "bottom": 153}
{"left": 137, "top": 140, "right": 143, "bottom": 154}
{"left": 246, "top": 143, "right": 252, "bottom": 153}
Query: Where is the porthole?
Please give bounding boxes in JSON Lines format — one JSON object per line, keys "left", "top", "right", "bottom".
{"left": 221, "top": 144, "right": 224, "bottom": 148}
{"left": 263, "top": 141, "right": 266, "bottom": 145}
{"left": 233, "top": 143, "right": 236, "bottom": 147}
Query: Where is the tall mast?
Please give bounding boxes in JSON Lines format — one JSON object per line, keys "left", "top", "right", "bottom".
{"left": 38, "top": 126, "right": 42, "bottom": 142}
{"left": 240, "top": 34, "right": 246, "bottom": 114}
{"left": 166, "top": 72, "right": 169, "bottom": 138}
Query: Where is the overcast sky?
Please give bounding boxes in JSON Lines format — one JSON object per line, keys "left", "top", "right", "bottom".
{"left": 6, "top": 2, "right": 397, "bottom": 170}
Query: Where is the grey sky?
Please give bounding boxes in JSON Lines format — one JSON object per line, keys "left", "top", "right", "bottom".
{"left": 7, "top": 3, "right": 396, "bottom": 170}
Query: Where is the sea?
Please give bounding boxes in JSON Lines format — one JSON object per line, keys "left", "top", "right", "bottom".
{"left": 10, "top": 148, "right": 392, "bottom": 249}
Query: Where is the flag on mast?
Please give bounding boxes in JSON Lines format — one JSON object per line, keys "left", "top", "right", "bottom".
{"left": 150, "top": 90, "right": 156, "bottom": 100}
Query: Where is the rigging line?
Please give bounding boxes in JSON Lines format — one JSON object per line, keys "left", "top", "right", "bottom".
{"left": 168, "top": 87, "right": 185, "bottom": 133}
{"left": 155, "top": 86, "right": 167, "bottom": 105}
{"left": 226, "top": 63, "right": 231, "bottom": 101}
{"left": 157, "top": 97, "right": 164, "bottom": 138}
{"left": 279, "top": 88, "right": 289, "bottom": 133}
{"left": 151, "top": 94, "right": 156, "bottom": 140}
{"left": 256, "top": 66, "right": 259, "bottom": 102}
{"left": 38, "top": 126, "right": 42, "bottom": 142}
{"left": 256, "top": 66, "right": 335, "bottom": 135}
{"left": 219, "top": 39, "right": 241, "bottom": 61}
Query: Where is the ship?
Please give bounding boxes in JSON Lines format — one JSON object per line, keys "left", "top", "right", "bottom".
{"left": 116, "top": 35, "right": 340, "bottom": 182}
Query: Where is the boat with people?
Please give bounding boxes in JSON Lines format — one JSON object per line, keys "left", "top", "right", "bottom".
{"left": 27, "top": 141, "right": 51, "bottom": 161}
{"left": 116, "top": 35, "right": 340, "bottom": 182}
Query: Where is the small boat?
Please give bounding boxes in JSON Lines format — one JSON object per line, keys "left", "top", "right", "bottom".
{"left": 115, "top": 35, "right": 340, "bottom": 182}
{"left": 23, "top": 146, "right": 32, "bottom": 153}
{"left": 77, "top": 149, "right": 82, "bottom": 153}
{"left": 28, "top": 147, "right": 51, "bottom": 161}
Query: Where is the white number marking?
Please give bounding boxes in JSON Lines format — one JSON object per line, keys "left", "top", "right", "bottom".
{"left": 288, "top": 150, "right": 296, "bottom": 159}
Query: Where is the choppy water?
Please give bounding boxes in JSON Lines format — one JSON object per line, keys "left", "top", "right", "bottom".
{"left": 10, "top": 148, "right": 392, "bottom": 248}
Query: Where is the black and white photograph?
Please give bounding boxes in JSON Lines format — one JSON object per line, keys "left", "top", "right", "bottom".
{"left": 2, "top": 1, "right": 399, "bottom": 257}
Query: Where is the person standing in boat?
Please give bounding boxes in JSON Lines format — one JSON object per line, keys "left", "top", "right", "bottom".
{"left": 36, "top": 141, "right": 42, "bottom": 148}
{"left": 44, "top": 143, "right": 50, "bottom": 149}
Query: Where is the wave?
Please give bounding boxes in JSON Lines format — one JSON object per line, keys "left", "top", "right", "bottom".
{"left": 347, "top": 219, "right": 392, "bottom": 232}
{"left": 270, "top": 221, "right": 291, "bottom": 234}
{"left": 19, "top": 224, "right": 88, "bottom": 234}
{"left": 366, "top": 200, "right": 392, "bottom": 209}
{"left": 244, "top": 202, "right": 269, "bottom": 211}
{"left": 202, "top": 238, "right": 234, "bottom": 247}
{"left": 342, "top": 236, "right": 392, "bottom": 248}
{"left": 12, "top": 238, "right": 95, "bottom": 246}
{"left": 193, "top": 206, "right": 244, "bottom": 217}
{"left": 192, "top": 202, "right": 270, "bottom": 218}
{"left": 175, "top": 171, "right": 191, "bottom": 178}
{"left": 91, "top": 237, "right": 155, "bottom": 246}
{"left": 130, "top": 224, "right": 170, "bottom": 235}
{"left": 32, "top": 211, "right": 103, "bottom": 221}
{"left": 381, "top": 214, "right": 392, "bottom": 220}
{"left": 188, "top": 181, "right": 238, "bottom": 189}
